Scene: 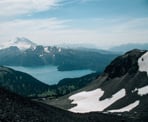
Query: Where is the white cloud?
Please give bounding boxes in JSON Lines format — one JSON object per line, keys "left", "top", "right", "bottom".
{"left": 0, "top": 0, "right": 60, "bottom": 17}
{"left": 0, "top": 17, "right": 148, "bottom": 49}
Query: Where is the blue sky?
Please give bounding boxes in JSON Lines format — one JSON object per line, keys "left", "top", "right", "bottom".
{"left": 0, "top": 0, "right": 148, "bottom": 49}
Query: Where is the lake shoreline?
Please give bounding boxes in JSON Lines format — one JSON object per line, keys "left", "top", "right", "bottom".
{"left": 6, "top": 65, "right": 94, "bottom": 85}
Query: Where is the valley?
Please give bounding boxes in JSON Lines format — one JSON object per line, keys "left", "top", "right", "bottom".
{"left": 0, "top": 66, "right": 98, "bottom": 98}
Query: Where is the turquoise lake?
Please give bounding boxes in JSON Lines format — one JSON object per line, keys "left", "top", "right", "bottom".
{"left": 8, "top": 65, "right": 94, "bottom": 85}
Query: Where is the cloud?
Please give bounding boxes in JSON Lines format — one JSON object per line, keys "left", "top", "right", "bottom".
{"left": 0, "top": 17, "right": 69, "bottom": 37}
{"left": 0, "top": 17, "right": 148, "bottom": 49}
{"left": 0, "top": 0, "right": 60, "bottom": 17}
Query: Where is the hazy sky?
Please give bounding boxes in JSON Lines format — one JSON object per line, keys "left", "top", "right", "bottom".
{"left": 0, "top": 0, "right": 148, "bottom": 49}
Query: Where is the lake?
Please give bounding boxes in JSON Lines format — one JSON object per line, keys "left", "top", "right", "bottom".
{"left": 7, "top": 65, "right": 94, "bottom": 85}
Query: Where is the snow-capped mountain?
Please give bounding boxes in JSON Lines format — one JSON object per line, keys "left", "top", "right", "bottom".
{"left": 0, "top": 37, "right": 36, "bottom": 50}
{"left": 0, "top": 40, "right": 118, "bottom": 71}
{"left": 48, "top": 49, "right": 148, "bottom": 119}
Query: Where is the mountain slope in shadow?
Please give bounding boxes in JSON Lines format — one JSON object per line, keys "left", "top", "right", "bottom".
{"left": 0, "top": 87, "right": 132, "bottom": 122}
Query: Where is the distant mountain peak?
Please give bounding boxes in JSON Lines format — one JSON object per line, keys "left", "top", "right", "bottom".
{"left": 0, "top": 37, "right": 37, "bottom": 50}
{"left": 110, "top": 43, "right": 148, "bottom": 53}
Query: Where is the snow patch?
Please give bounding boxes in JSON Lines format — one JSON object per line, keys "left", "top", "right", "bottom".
{"left": 39, "top": 54, "right": 44, "bottom": 57}
{"left": 58, "top": 48, "right": 62, "bottom": 52}
{"left": 44, "top": 47, "right": 50, "bottom": 53}
{"left": 137, "top": 85, "right": 148, "bottom": 96}
{"left": 138, "top": 51, "right": 148, "bottom": 76}
{"left": 132, "top": 88, "right": 138, "bottom": 93}
{"left": 108, "top": 100, "right": 140, "bottom": 113}
{"left": 69, "top": 89, "right": 126, "bottom": 113}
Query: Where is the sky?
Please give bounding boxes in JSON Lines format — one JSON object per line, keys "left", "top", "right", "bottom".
{"left": 0, "top": 0, "right": 148, "bottom": 49}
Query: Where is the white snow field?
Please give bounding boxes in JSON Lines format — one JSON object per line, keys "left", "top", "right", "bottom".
{"left": 138, "top": 51, "right": 148, "bottom": 76}
{"left": 137, "top": 85, "right": 148, "bottom": 96}
{"left": 69, "top": 88, "right": 126, "bottom": 113}
{"left": 108, "top": 100, "right": 140, "bottom": 113}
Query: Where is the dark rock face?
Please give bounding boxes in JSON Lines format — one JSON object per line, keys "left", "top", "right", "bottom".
{"left": 96, "top": 50, "right": 148, "bottom": 106}
{"left": 104, "top": 49, "right": 146, "bottom": 78}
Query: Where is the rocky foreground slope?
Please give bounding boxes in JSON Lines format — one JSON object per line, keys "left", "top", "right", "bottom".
{"left": 47, "top": 49, "right": 148, "bottom": 121}
{"left": 0, "top": 86, "right": 134, "bottom": 122}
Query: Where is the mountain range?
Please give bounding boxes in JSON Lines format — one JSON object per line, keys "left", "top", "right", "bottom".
{"left": 110, "top": 43, "right": 148, "bottom": 53}
{"left": 0, "top": 37, "right": 119, "bottom": 72}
